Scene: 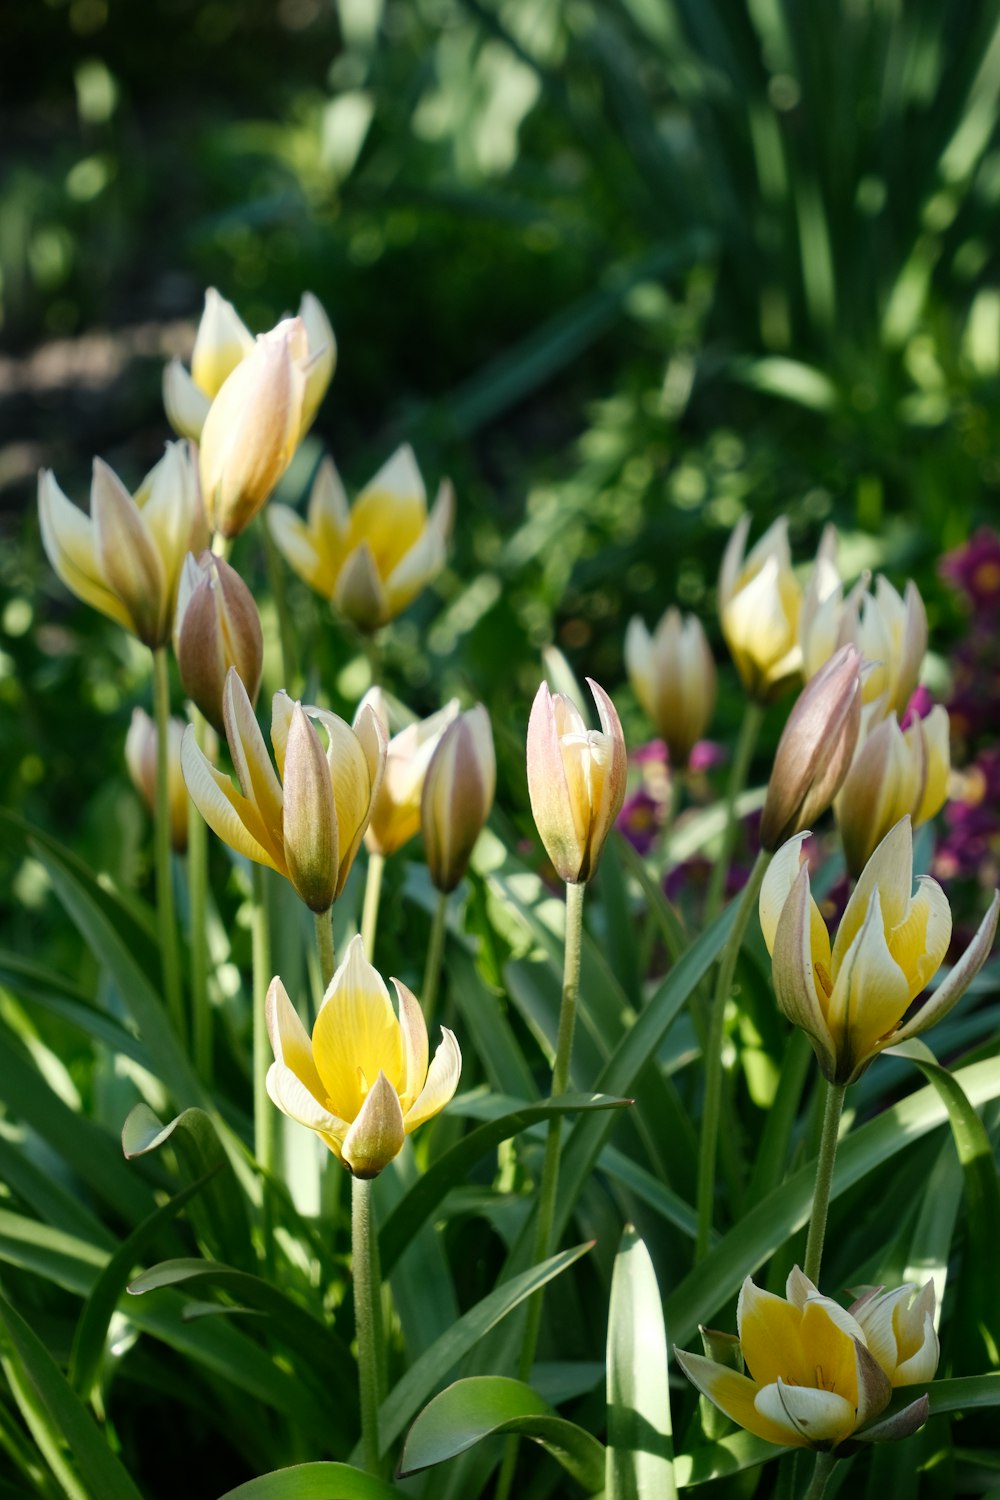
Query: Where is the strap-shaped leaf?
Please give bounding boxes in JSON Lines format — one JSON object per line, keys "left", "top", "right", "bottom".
{"left": 606, "top": 1226, "right": 676, "bottom": 1499}
{"left": 216, "top": 1463, "right": 401, "bottom": 1498}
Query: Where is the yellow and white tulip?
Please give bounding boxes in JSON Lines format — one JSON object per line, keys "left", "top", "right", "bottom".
{"left": 267, "top": 447, "right": 453, "bottom": 632}
{"left": 848, "top": 1282, "right": 939, "bottom": 1387}
{"left": 360, "top": 691, "right": 462, "bottom": 859}
{"left": 836, "top": 707, "right": 950, "bottom": 877}
{"left": 421, "top": 705, "right": 496, "bottom": 893}
{"left": 624, "top": 606, "right": 716, "bottom": 766}
{"left": 265, "top": 934, "right": 461, "bottom": 1177}
{"left": 759, "top": 818, "right": 998, "bottom": 1084}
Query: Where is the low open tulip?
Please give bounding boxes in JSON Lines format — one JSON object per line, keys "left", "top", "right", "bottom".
{"left": 361, "top": 691, "right": 462, "bottom": 858}
{"left": 835, "top": 707, "right": 950, "bottom": 876}
{"left": 421, "top": 705, "right": 496, "bottom": 892}
{"left": 125, "top": 708, "right": 189, "bottom": 854}
{"left": 759, "top": 818, "right": 998, "bottom": 1084}
{"left": 624, "top": 607, "right": 716, "bottom": 766}
{"left": 266, "top": 934, "right": 461, "bottom": 1177}
{"left": 268, "top": 447, "right": 453, "bottom": 632}
{"left": 174, "top": 551, "right": 264, "bottom": 735}
{"left": 676, "top": 1268, "right": 929, "bottom": 1451}
{"left": 181, "top": 669, "right": 387, "bottom": 912}
{"left": 38, "top": 444, "right": 206, "bottom": 648}
{"left": 164, "top": 288, "right": 335, "bottom": 443}
{"left": 526, "top": 678, "right": 627, "bottom": 885}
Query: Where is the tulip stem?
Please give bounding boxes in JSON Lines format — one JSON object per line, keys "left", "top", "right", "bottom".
{"left": 705, "top": 700, "right": 765, "bottom": 922}
{"left": 803, "top": 1079, "right": 847, "bottom": 1286}
{"left": 314, "top": 906, "right": 335, "bottom": 990}
{"left": 802, "top": 1450, "right": 836, "bottom": 1500}
{"left": 421, "top": 890, "right": 449, "bottom": 1026}
{"left": 252, "top": 864, "right": 276, "bottom": 1270}
{"left": 352, "top": 1174, "right": 382, "bottom": 1476}
{"left": 695, "top": 847, "right": 771, "bottom": 1262}
{"left": 360, "top": 852, "right": 385, "bottom": 959}
{"left": 152, "top": 647, "right": 186, "bottom": 1046}
{"left": 188, "top": 709, "right": 213, "bottom": 1084}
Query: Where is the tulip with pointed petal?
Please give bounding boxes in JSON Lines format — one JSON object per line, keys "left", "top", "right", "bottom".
{"left": 624, "top": 607, "right": 716, "bottom": 766}
{"left": 174, "top": 551, "right": 264, "bottom": 734}
{"left": 527, "top": 678, "right": 627, "bottom": 885}
{"left": 360, "top": 691, "right": 462, "bottom": 859}
{"left": 268, "top": 447, "right": 454, "bottom": 632}
{"left": 676, "top": 1268, "right": 933, "bottom": 1451}
{"left": 835, "top": 707, "right": 950, "bottom": 877}
{"left": 421, "top": 705, "right": 496, "bottom": 893}
{"left": 266, "top": 934, "right": 461, "bottom": 1177}
{"left": 181, "top": 669, "right": 387, "bottom": 912}
{"left": 38, "top": 444, "right": 206, "bottom": 648}
{"left": 125, "top": 708, "right": 189, "bottom": 854}
{"left": 759, "top": 818, "right": 998, "bottom": 1084}
{"left": 848, "top": 1282, "right": 939, "bottom": 1387}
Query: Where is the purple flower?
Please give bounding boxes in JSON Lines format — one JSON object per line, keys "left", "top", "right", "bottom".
{"left": 940, "top": 528, "right": 1000, "bottom": 614}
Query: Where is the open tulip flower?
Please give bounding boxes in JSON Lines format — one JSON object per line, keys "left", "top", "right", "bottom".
{"left": 760, "top": 817, "right": 999, "bottom": 1084}
{"left": 181, "top": 668, "right": 387, "bottom": 912}
{"left": 527, "top": 677, "right": 627, "bottom": 885}
{"left": 360, "top": 689, "right": 461, "bottom": 859}
{"left": 835, "top": 706, "right": 950, "bottom": 876}
{"left": 676, "top": 1268, "right": 930, "bottom": 1451}
{"left": 266, "top": 934, "right": 462, "bottom": 1177}
{"left": 163, "top": 287, "right": 335, "bottom": 443}
{"left": 267, "top": 446, "right": 454, "bottom": 632}
{"left": 719, "top": 518, "right": 835, "bottom": 702}
{"left": 38, "top": 443, "right": 206, "bottom": 649}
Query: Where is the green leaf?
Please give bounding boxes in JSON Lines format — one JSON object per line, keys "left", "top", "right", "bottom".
{"left": 69, "top": 1171, "right": 220, "bottom": 1402}
{"left": 0, "top": 1286, "right": 146, "bottom": 1500}
{"left": 216, "top": 1464, "right": 402, "bottom": 1499}
{"left": 121, "top": 1104, "right": 254, "bottom": 1265}
{"left": 399, "top": 1376, "right": 605, "bottom": 1491}
{"left": 667, "top": 1057, "right": 1000, "bottom": 1346}
{"left": 350, "top": 1242, "right": 593, "bottom": 1463}
{"left": 887, "top": 1040, "right": 1000, "bottom": 1370}
{"left": 0, "top": 951, "right": 152, "bottom": 1070}
{"left": 606, "top": 1226, "right": 676, "bottom": 1499}
{"left": 379, "top": 1096, "right": 629, "bottom": 1277}
{"left": 673, "top": 1430, "right": 776, "bottom": 1487}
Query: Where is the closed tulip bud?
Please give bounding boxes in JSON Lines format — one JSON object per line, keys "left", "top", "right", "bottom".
{"left": 855, "top": 577, "right": 928, "bottom": 722}
{"left": 125, "top": 708, "right": 189, "bottom": 853}
{"left": 720, "top": 519, "right": 834, "bottom": 702}
{"left": 38, "top": 443, "right": 206, "bottom": 649}
{"left": 421, "top": 706, "right": 496, "bottom": 893}
{"left": 362, "top": 692, "right": 461, "bottom": 858}
{"left": 199, "top": 317, "right": 311, "bottom": 539}
{"left": 268, "top": 446, "right": 454, "bottom": 632}
{"left": 266, "top": 934, "right": 461, "bottom": 1177}
{"left": 527, "top": 678, "right": 627, "bottom": 885}
{"left": 181, "top": 670, "right": 387, "bottom": 911}
{"left": 848, "top": 1282, "right": 939, "bottom": 1387}
{"left": 677, "top": 1268, "right": 894, "bottom": 1450}
{"left": 624, "top": 607, "right": 716, "bottom": 765}
{"left": 835, "top": 706, "right": 950, "bottom": 877}
{"left": 759, "top": 645, "right": 862, "bottom": 852}
{"left": 174, "top": 551, "right": 264, "bottom": 734}
{"left": 759, "top": 818, "right": 998, "bottom": 1084}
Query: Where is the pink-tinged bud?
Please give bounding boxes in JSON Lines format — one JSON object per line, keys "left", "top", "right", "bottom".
{"left": 421, "top": 706, "right": 496, "bottom": 893}
{"left": 624, "top": 607, "right": 716, "bottom": 766}
{"left": 760, "top": 645, "right": 863, "bottom": 852}
{"left": 125, "top": 708, "right": 189, "bottom": 853}
{"left": 526, "top": 678, "right": 627, "bottom": 885}
{"left": 174, "top": 551, "right": 264, "bottom": 734}
{"left": 835, "top": 706, "right": 950, "bottom": 877}
{"left": 199, "top": 317, "right": 310, "bottom": 539}
{"left": 281, "top": 703, "right": 339, "bottom": 913}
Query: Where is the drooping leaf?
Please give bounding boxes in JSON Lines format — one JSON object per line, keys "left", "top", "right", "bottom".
{"left": 216, "top": 1464, "right": 402, "bottom": 1499}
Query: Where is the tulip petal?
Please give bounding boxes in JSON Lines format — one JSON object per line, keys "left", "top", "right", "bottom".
{"left": 624, "top": 616, "right": 654, "bottom": 719}
{"left": 833, "top": 818, "right": 913, "bottom": 973}
{"left": 737, "top": 1278, "right": 814, "bottom": 1390}
{"left": 527, "top": 683, "right": 584, "bottom": 883}
{"left": 674, "top": 1350, "right": 797, "bottom": 1447}
{"left": 341, "top": 1070, "right": 406, "bottom": 1178}
{"left": 798, "top": 1300, "right": 863, "bottom": 1404}
{"left": 268, "top": 503, "right": 332, "bottom": 596}
{"left": 91, "top": 459, "right": 166, "bottom": 644}
{"left": 265, "top": 977, "right": 326, "bottom": 1101}
{"left": 404, "top": 1026, "right": 462, "bottom": 1133}
{"left": 383, "top": 478, "right": 452, "bottom": 616}
{"left": 163, "top": 360, "right": 212, "bottom": 440}
{"left": 270, "top": 690, "right": 296, "bottom": 781}
{"left": 308, "top": 455, "right": 351, "bottom": 547}
{"left": 891, "top": 889, "right": 999, "bottom": 1046}
{"left": 223, "top": 671, "right": 284, "bottom": 854}
{"left": 826, "top": 889, "right": 911, "bottom": 1081}
{"left": 312, "top": 934, "right": 403, "bottom": 1119}
{"left": 886, "top": 876, "right": 951, "bottom": 1001}
{"left": 759, "top": 834, "right": 810, "bottom": 954}
{"left": 853, "top": 1338, "right": 893, "bottom": 1430}
{"left": 191, "top": 288, "right": 255, "bottom": 397}
{"left": 266, "top": 1059, "right": 346, "bottom": 1137}
{"left": 282, "top": 704, "right": 338, "bottom": 912}
{"left": 849, "top": 1395, "right": 929, "bottom": 1447}
{"left": 771, "top": 867, "right": 837, "bottom": 1079}
{"left": 334, "top": 541, "right": 387, "bottom": 630}
{"left": 755, "top": 1381, "right": 856, "bottom": 1446}
{"left": 298, "top": 291, "right": 337, "bottom": 430}
{"left": 181, "top": 725, "right": 284, "bottom": 873}
{"left": 393, "top": 979, "right": 428, "bottom": 1114}
{"left": 580, "top": 677, "right": 628, "bottom": 879}
{"left": 309, "top": 706, "right": 377, "bottom": 897}
{"left": 718, "top": 513, "right": 751, "bottom": 607}
{"left": 37, "top": 469, "right": 135, "bottom": 631}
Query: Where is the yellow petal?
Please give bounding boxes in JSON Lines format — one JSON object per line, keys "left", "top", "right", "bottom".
{"left": 163, "top": 360, "right": 211, "bottom": 441}
{"left": 886, "top": 876, "right": 951, "bottom": 999}
{"left": 393, "top": 979, "right": 428, "bottom": 1113}
{"left": 348, "top": 445, "right": 427, "bottom": 579}
{"left": 624, "top": 616, "right": 654, "bottom": 719}
{"left": 798, "top": 1300, "right": 860, "bottom": 1404}
{"left": 891, "top": 889, "right": 999, "bottom": 1047}
{"left": 265, "top": 977, "right": 326, "bottom": 1100}
{"left": 191, "top": 287, "right": 254, "bottom": 397}
{"left": 832, "top": 817, "right": 914, "bottom": 978}
{"left": 825, "top": 889, "right": 911, "bottom": 1080}
{"left": 309, "top": 706, "right": 376, "bottom": 898}
{"left": 268, "top": 503, "right": 332, "bottom": 596}
{"left": 383, "top": 478, "right": 453, "bottom": 617}
{"left": 180, "top": 725, "right": 285, "bottom": 873}
{"left": 737, "top": 1278, "right": 813, "bottom": 1390}
{"left": 770, "top": 866, "right": 837, "bottom": 1078}
{"left": 312, "top": 934, "right": 403, "bottom": 1120}
{"left": 91, "top": 459, "right": 166, "bottom": 645}
{"left": 266, "top": 1060, "right": 347, "bottom": 1142}
{"left": 223, "top": 671, "right": 284, "bottom": 852}
{"left": 403, "top": 1026, "right": 462, "bottom": 1133}
{"left": 675, "top": 1350, "right": 798, "bottom": 1447}
{"left": 37, "top": 469, "right": 134, "bottom": 631}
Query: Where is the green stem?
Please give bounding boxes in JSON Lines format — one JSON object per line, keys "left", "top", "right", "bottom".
{"left": 802, "top": 1450, "right": 837, "bottom": 1500}
{"left": 421, "top": 889, "right": 449, "bottom": 1027}
{"left": 352, "top": 1174, "right": 382, "bottom": 1476}
{"left": 252, "top": 864, "right": 276, "bottom": 1268}
{"left": 314, "top": 905, "right": 335, "bottom": 990}
{"left": 152, "top": 646, "right": 186, "bottom": 1044}
{"left": 188, "top": 709, "right": 213, "bottom": 1084}
{"left": 705, "top": 700, "right": 765, "bottom": 922}
{"left": 695, "top": 847, "right": 771, "bottom": 1261}
{"left": 261, "top": 517, "right": 297, "bottom": 693}
{"left": 803, "top": 1080, "right": 847, "bottom": 1285}
{"left": 361, "top": 630, "right": 382, "bottom": 690}
{"left": 496, "top": 882, "right": 585, "bottom": 1500}
{"left": 361, "top": 851, "right": 385, "bottom": 959}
